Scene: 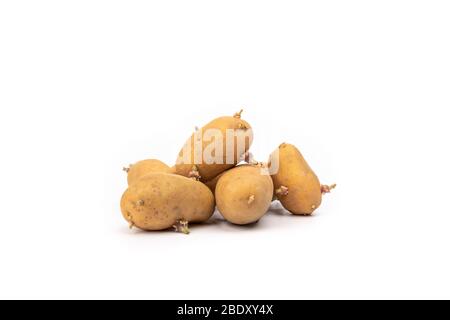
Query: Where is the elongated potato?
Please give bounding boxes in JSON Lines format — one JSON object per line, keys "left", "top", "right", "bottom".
{"left": 124, "top": 159, "right": 174, "bottom": 186}
{"left": 120, "top": 173, "right": 215, "bottom": 233}
{"left": 175, "top": 110, "right": 253, "bottom": 181}
{"left": 215, "top": 165, "right": 273, "bottom": 225}
{"left": 268, "top": 143, "right": 335, "bottom": 215}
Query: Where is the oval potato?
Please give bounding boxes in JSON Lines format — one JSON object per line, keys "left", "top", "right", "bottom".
{"left": 125, "top": 159, "right": 174, "bottom": 186}
{"left": 175, "top": 111, "right": 253, "bottom": 181}
{"left": 269, "top": 143, "right": 323, "bottom": 215}
{"left": 121, "top": 173, "right": 215, "bottom": 232}
{"left": 215, "top": 165, "right": 273, "bottom": 225}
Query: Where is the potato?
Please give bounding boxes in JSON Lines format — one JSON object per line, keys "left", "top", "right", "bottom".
{"left": 124, "top": 159, "right": 173, "bottom": 186}
{"left": 120, "top": 173, "right": 215, "bottom": 233}
{"left": 268, "top": 143, "right": 335, "bottom": 215}
{"left": 215, "top": 165, "right": 273, "bottom": 225}
{"left": 175, "top": 110, "right": 253, "bottom": 181}
{"left": 203, "top": 168, "right": 231, "bottom": 194}
{"left": 204, "top": 174, "right": 221, "bottom": 194}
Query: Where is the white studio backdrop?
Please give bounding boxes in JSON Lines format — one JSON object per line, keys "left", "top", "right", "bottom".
{"left": 0, "top": 1, "right": 449, "bottom": 299}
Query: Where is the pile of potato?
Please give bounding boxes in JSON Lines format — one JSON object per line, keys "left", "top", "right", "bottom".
{"left": 120, "top": 111, "right": 335, "bottom": 234}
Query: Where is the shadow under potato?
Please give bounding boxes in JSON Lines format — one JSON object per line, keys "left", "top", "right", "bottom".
{"left": 120, "top": 202, "right": 318, "bottom": 235}
{"left": 267, "top": 201, "right": 320, "bottom": 218}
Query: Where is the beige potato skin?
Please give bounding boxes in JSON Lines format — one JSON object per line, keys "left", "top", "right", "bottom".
{"left": 204, "top": 169, "right": 231, "bottom": 193}
{"left": 204, "top": 174, "right": 221, "bottom": 194}
{"left": 127, "top": 159, "right": 174, "bottom": 186}
{"left": 215, "top": 165, "right": 273, "bottom": 225}
{"left": 175, "top": 113, "right": 253, "bottom": 182}
{"left": 121, "top": 173, "right": 215, "bottom": 231}
{"left": 269, "top": 143, "right": 322, "bottom": 215}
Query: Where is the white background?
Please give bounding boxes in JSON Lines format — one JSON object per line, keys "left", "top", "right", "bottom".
{"left": 1, "top": 1, "right": 449, "bottom": 300}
